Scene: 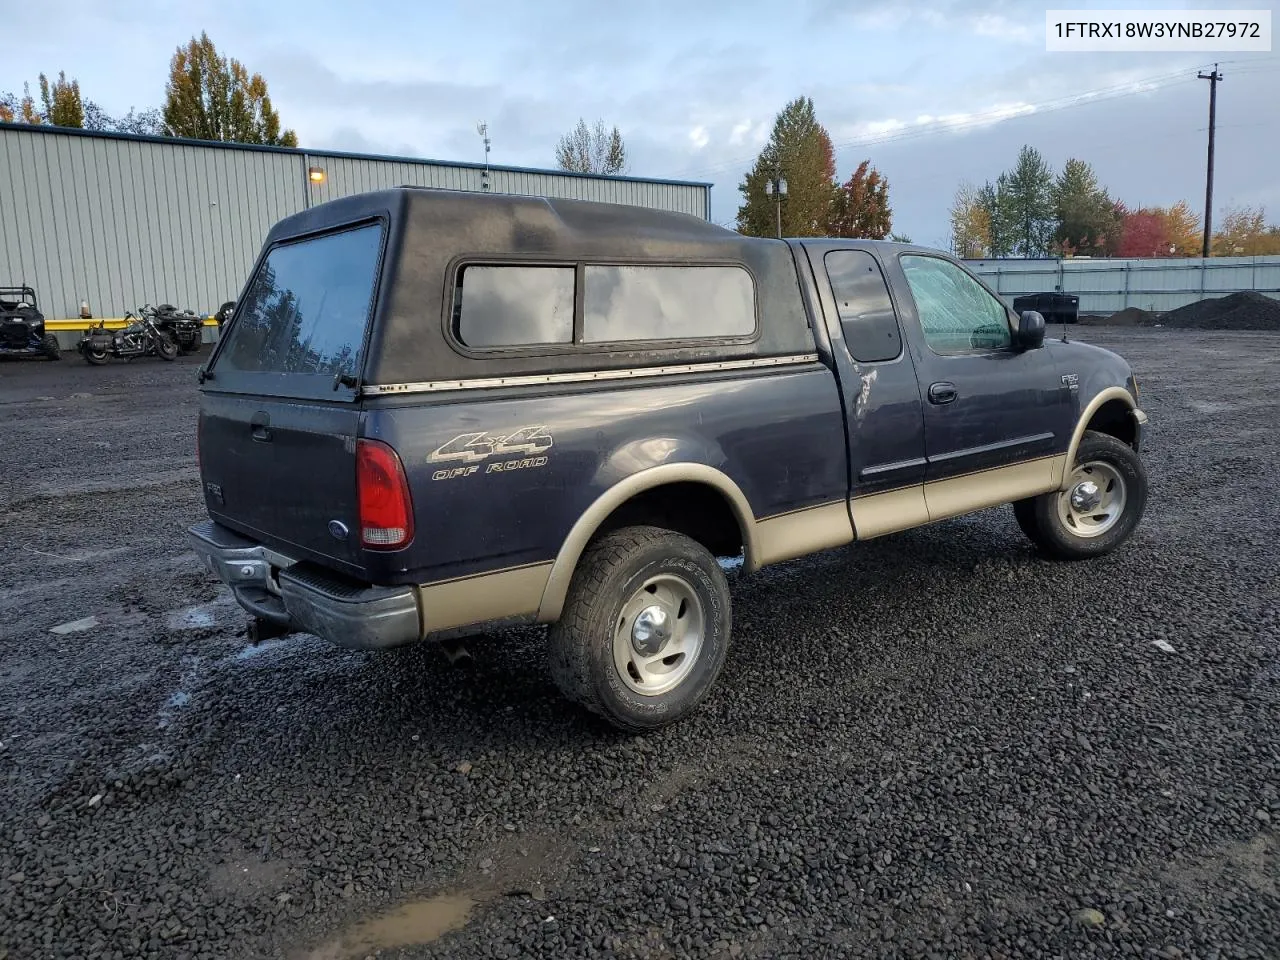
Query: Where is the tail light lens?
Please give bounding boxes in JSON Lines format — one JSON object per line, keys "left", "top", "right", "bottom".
{"left": 357, "top": 438, "right": 415, "bottom": 550}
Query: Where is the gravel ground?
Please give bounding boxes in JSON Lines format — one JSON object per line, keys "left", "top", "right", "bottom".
{"left": 1, "top": 331, "right": 1277, "bottom": 960}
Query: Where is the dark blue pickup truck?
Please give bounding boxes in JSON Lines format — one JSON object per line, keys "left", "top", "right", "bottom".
{"left": 189, "top": 187, "right": 1148, "bottom": 732}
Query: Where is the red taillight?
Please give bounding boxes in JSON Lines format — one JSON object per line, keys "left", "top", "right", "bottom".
{"left": 356, "top": 438, "right": 414, "bottom": 550}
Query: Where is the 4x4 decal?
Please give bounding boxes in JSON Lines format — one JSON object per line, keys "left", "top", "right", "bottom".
{"left": 428, "top": 425, "right": 554, "bottom": 480}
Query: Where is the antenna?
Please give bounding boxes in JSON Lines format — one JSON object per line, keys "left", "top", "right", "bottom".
{"left": 477, "top": 121, "right": 491, "bottom": 191}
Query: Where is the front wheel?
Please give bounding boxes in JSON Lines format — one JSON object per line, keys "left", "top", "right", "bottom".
{"left": 42, "top": 334, "right": 62, "bottom": 360}
{"left": 153, "top": 334, "right": 179, "bottom": 361}
{"left": 548, "top": 526, "right": 732, "bottom": 733}
{"left": 1014, "top": 430, "right": 1148, "bottom": 560}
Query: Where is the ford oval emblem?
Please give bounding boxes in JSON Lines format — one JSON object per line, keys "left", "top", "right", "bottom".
{"left": 328, "top": 520, "right": 350, "bottom": 541}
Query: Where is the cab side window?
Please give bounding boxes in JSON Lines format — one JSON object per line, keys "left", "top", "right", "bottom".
{"left": 900, "top": 255, "right": 1012, "bottom": 355}
{"left": 823, "top": 250, "right": 901, "bottom": 363}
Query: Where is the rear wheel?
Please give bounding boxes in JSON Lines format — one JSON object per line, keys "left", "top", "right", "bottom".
{"left": 1014, "top": 430, "right": 1147, "bottom": 560}
{"left": 548, "top": 525, "right": 732, "bottom": 733}
{"left": 42, "top": 334, "right": 61, "bottom": 360}
{"left": 81, "top": 343, "right": 109, "bottom": 365}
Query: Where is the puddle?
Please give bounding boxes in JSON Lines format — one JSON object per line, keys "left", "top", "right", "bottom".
{"left": 167, "top": 691, "right": 191, "bottom": 708}
{"left": 303, "top": 894, "right": 476, "bottom": 959}
{"left": 718, "top": 555, "right": 745, "bottom": 571}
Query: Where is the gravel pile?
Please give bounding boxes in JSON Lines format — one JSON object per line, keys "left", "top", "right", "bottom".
{"left": 1158, "top": 291, "right": 1280, "bottom": 331}
{"left": 1, "top": 333, "right": 1278, "bottom": 959}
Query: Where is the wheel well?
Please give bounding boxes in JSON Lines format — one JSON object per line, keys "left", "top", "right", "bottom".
{"left": 592, "top": 482, "right": 745, "bottom": 559}
{"left": 1086, "top": 399, "right": 1136, "bottom": 448}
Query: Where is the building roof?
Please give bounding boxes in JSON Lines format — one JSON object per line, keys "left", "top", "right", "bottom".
{"left": 0, "top": 120, "right": 713, "bottom": 189}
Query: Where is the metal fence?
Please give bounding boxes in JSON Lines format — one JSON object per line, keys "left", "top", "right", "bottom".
{"left": 964, "top": 255, "right": 1280, "bottom": 315}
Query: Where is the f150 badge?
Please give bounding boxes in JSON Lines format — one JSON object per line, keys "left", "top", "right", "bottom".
{"left": 1061, "top": 373, "right": 1080, "bottom": 392}
{"left": 428, "top": 425, "right": 553, "bottom": 481}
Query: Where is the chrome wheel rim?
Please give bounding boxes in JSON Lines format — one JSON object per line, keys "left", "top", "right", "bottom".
{"left": 1058, "top": 460, "right": 1127, "bottom": 538}
{"left": 612, "top": 573, "right": 705, "bottom": 697}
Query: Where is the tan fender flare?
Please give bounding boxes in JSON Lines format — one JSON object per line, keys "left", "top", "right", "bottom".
{"left": 535, "top": 464, "right": 759, "bottom": 623}
{"left": 1056, "top": 387, "right": 1140, "bottom": 488}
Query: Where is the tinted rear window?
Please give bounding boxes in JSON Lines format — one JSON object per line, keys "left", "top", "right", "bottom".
{"left": 582, "top": 265, "right": 755, "bottom": 343}
{"left": 454, "top": 265, "right": 575, "bottom": 347}
{"left": 215, "top": 222, "right": 383, "bottom": 395}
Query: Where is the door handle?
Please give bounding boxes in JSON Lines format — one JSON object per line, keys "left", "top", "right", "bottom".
{"left": 250, "top": 411, "right": 272, "bottom": 442}
{"left": 928, "top": 381, "right": 958, "bottom": 405}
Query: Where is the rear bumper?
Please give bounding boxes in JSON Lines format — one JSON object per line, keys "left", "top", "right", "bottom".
{"left": 187, "top": 520, "right": 422, "bottom": 650}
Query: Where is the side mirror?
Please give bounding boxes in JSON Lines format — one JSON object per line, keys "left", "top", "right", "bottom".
{"left": 1016, "top": 310, "right": 1045, "bottom": 350}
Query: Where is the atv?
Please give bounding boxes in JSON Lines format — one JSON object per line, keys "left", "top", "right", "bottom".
{"left": 0, "top": 285, "right": 62, "bottom": 360}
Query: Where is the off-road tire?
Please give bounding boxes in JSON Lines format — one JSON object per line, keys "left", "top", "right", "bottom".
{"left": 1015, "top": 430, "right": 1147, "bottom": 560}
{"left": 547, "top": 525, "right": 732, "bottom": 733}
{"left": 154, "top": 334, "right": 179, "bottom": 361}
{"left": 42, "top": 334, "right": 62, "bottom": 360}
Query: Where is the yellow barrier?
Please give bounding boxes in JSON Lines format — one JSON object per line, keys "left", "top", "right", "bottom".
{"left": 46, "top": 317, "right": 219, "bottom": 330}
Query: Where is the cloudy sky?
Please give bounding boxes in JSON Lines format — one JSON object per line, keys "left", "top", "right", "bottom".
{"left": 6, "top": 0, "right": 1278, "bottom": 244}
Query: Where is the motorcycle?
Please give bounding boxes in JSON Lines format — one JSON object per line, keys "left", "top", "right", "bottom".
{"left": 150, "top": 303, "right": 205, "bottom": 355}
{"left": 78, "top": 306, "right": 179, "bottom": 365}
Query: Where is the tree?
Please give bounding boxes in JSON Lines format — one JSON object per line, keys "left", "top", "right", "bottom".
{"left": 555, "top": 118, "right": 627, "bottom": 175}
{"left": 1001, "top": 146, "right": 1056, "bottom": 257}
{"left": 978, "top": 178, "right": 1017, "bottom": 258}
{"left": 1160, "top": 200, "right": 1200, "bottom": 256}
{"left": 0, "top": 82, "right": 43, "bottom": 125}
{"left": 950, "top": 181, "right": 991, "bottom": 259}
{"left": 38, "top": 71, "right": 84, "bottom": 128}
{"left": 737, "top": 96, "right": 836, "bottom": 237}
{"left": 828, "top": 160, "right": 891, "bottom": 239}
{"left": 162, "top": 32, "right": 297, "bottom": 146}
{"left": 889, "top": 232, "right": 913, "bottom": 243}
{"left": 83, "top": 102, "right": 165, "bottom": 136}
{"left": 1214, "top": 205, "right": 1280, "bottom": 256}
{"left": 1053, "top": 158, "right": 1121, "bottom": 257}
{"left": 1117, "top": 207, "right": 1172, "bottom": 258}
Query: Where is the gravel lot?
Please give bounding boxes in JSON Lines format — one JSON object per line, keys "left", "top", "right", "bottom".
{"left": 1, "top": 330, "right": 1276, "bottom": 960}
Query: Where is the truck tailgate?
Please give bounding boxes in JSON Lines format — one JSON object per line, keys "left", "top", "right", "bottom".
{"left": 199, "top": 394, "right": 363, "bottom": 572}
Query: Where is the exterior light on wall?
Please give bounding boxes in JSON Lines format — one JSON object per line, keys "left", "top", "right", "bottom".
{"left": 308, "top": 166, "right": 326, "bottom": 184}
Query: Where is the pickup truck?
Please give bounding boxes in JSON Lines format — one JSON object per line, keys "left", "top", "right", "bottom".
{"left": 189, "top": 187, "right": 1148, "bottom": 732}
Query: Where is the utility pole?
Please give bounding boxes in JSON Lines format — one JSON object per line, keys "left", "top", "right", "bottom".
{"left": 477, "top": 121, "right": 491, "bottom": 191}
{"left": 764, "top": 174, "right": 787, "bottom": 239}
{"left": 1197, "top": 64, "right": 1222, "bottom": 258}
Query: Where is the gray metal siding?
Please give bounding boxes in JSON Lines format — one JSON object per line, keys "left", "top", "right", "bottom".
{"left": 1, "top": 127, "right": 306, "bottom": 319}
{"left": 966, "top": 256, "right": 1280, "bottom": 314}
{"left": 1, "top": 126, "right": 709, "bottom": 320}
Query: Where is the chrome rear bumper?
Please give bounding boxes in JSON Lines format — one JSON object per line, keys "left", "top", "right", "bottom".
{"left": 187, "top": 520, "right": 421, "bottom": 650}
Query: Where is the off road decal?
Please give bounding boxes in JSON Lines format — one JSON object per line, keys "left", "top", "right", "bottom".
{"left": 428, "top": 425, "right": 553, "bottom": 480}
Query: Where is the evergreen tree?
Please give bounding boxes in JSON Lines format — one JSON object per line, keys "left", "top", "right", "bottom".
{"left": 1002, "top": 146, "right": 1056, "bottom": 258}
{"left": 736, "top": 96, "right": 836, "bottom": 237}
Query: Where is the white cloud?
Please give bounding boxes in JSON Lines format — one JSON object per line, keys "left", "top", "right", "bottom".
{"left": 728, "top": 119, "right": 753, "bottom": 146}
{"left": 688, "top": 125, "right": 710, "bottom": 150}
{"left": 970, "top": 14, "right": 1035, "bottom": 44}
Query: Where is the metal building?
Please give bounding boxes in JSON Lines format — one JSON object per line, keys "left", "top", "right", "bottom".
{"left": 0, "top": 123, "right": 712, "bottom": 322}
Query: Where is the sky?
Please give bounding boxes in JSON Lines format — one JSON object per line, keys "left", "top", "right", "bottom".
{"left": 4, "top": 0, "right": 1278, "bottom": 246}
